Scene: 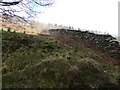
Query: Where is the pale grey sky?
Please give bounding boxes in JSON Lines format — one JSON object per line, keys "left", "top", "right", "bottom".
{"left": 36, "top": 0, "right": 119, "bottom": 36}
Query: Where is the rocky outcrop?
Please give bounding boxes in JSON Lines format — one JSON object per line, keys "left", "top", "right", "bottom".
{"left": 49, "top": 29, "right": 120, "bottom": 60}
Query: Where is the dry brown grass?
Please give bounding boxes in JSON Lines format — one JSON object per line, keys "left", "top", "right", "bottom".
{"left": 0, "top": 22, "right": 50, "bottom": 35}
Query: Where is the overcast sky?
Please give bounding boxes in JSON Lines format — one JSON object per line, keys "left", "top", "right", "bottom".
{"left": 36, "top": 0, "right": 119, "bottom": 36}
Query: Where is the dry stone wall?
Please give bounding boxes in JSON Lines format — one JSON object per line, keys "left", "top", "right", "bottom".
{"left": 49, "top": 29, "right": 120, "bottom": 60}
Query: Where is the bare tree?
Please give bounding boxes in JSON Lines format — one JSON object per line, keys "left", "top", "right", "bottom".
{"left": 0, "top": 0, "right": 54, "bottom": 20}
{"left": 0, "top": 0, "right": 23, "bottom": 6}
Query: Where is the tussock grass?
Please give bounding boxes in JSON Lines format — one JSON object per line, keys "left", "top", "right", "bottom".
{"left": 2, "top": 30, "right": 120, "bottom": 88}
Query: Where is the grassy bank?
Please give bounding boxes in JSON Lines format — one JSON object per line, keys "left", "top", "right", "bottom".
{"left": 2, "top": 30, "right": 120, "bottom": 88}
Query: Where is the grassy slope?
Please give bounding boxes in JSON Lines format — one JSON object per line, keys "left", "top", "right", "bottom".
{"left": 2, "top": 30, "right": 120, "bottom": 88}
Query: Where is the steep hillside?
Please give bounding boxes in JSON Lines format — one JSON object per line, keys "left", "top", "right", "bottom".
{"left": 2, "top": 28, "right": 120, "bottom": 89}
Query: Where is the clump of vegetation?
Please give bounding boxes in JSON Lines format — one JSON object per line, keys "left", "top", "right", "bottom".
{"left": 2, "top": 29, "right": 120, "bottom": 89}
